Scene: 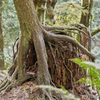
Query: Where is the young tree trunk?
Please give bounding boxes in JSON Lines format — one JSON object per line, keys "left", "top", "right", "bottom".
{"left": 0, "top": 0, "right": 4, "bottom": 70}
{"left": 80, "top": 0, "right": 89, "bottom": 27}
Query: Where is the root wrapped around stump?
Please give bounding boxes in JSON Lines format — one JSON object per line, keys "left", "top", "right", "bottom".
{"left": 47, "top": 41, "right": 86, "bottom": 89}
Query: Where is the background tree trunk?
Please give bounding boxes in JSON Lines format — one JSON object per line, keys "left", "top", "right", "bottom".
{"left": 80, "top": 0, "right": 93, "bottom": 27}
{"left": 80, "top": 0, "right": 89, "bottom": 27}
{"left": 0, "top": 0, "right": 4, "bottom": 70}
{"left": 46, "top": 0, "right": 57, "bottom": 24}
{"left": 80, "top": 0, "right": 93, "bottom": 51}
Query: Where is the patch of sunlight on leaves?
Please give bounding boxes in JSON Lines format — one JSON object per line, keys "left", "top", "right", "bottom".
{"left": 37, "top": 85, "right": 80, "bottom": 100}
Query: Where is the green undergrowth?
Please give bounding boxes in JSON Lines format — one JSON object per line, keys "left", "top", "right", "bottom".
{"left": 71, "top": 58, "right": 100, "bottom": 89}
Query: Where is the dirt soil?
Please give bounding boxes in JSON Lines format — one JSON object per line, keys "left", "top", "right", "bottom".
{"left": 0, "top": 71, "right": 97, "bottom": 100}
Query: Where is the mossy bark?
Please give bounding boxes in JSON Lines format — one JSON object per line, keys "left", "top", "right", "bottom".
{"left": 91, "top": 27, "right": 100, "bottom": 36}
{"left": 0, "top": 0, "right": 4, "bottom": 70}
{"left": 80, "top": 0, "right": 93, "bottom": 51}
{"left": 80, "top": 0, "right": 89, "bottom": 27}
{"left": 33, "top": 0, "right": 47, "bottom": 25}
{"left": 80, "top": 0, "right": 93, "bottom": 27}
{"left": 46, "top": 0, "right": 57, "bottom": 23}
{"left": 13, "top": 0, "right": 50, "bottom": 85}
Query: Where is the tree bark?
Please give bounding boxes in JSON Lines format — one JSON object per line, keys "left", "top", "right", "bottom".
{"left": 80, "top": 0, "right": 93, "bottom": 51}
{"left": 13, "top": 0, "right": 51, "bottom": 85}
{"left": 0, "top": 0, "right": 4, "bottom": 70}
{"left": 80, "top": 0, "right": 89, "bottom": 27}
{"left": 33, "top": 0, "right": 47, "bottom": 25}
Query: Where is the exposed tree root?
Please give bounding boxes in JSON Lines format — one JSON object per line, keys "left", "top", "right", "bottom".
{"left": 0, "top": 79, "right": 10, "bottom": 92}
{"left": 43, "top": 24, "right": 88, "bottom": 36}
{"left": 0, "top": 72, "right": 33, "bottom": 92}
{"left": 8, "top": 56, "right": 17, "bottom": 76}
{"left": 13, "top": 37, "right": 19, "bottom": 61}
{"left": 43, "top": 24, "right": 92, "bottom": 52}
{"left": 0, "top": 78, "right": 8, "bottom": 89}
{"left": 48, "top": 42, "right": 58, "bottom": 73}
{"left": 0, "top": 51, "right": 33, "bottom": 92}
{"left": 43, "top": 30, "right": 95, "bottom": 60}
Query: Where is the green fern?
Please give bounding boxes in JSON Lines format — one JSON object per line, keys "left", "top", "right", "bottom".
{"left": 71, "top": 58, "right": 100, "bottom": 88}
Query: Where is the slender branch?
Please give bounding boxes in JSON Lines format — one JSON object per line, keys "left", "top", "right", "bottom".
{"left": 91, "top": 27, "right": 100, "bottom": 36}
{"left": 44, "top": 31, "right": 95, "bottom": 60}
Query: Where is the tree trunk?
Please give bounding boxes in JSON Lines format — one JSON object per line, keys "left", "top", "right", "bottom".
{"left": 33, "top": 0, "right": 57, "bottom": 25}
{"left": 33, "top": 0, "right": 47, "bottom": 25}
{"left": 46, "top": 0, "right": 57, "bottom": 24}
{"left": 80, "top": 0, "right": 93, "bottom": 27}
{"left": 80, "top": 0, "right": 93, "bottom": 51}
{"left": 0, "top": 0, "right": 4, "bottom": 70}
{"left": 80, "top": 0, "right": 89, "bottom": 27}
{"left": 13, "top": 0, "right": 51, "bottom": 85}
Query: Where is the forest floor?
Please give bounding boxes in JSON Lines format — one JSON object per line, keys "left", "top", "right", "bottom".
{"left": 0, "top": 81, "right": 35, "bottom": 100}
{"left": 0, "top": 71, "right": 39, "bottom": 100}
{"left": 0, "top": 71, "right": 97, "bottom": 100}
